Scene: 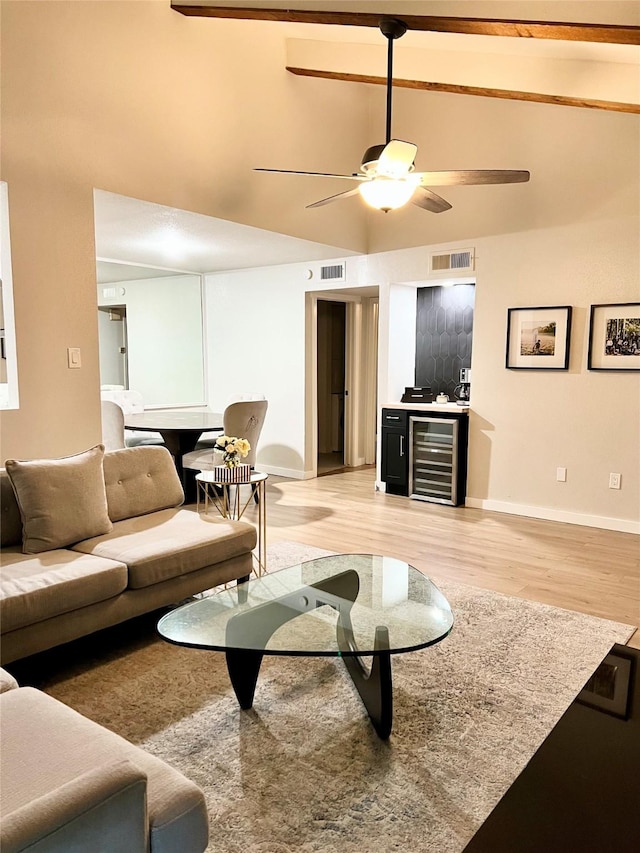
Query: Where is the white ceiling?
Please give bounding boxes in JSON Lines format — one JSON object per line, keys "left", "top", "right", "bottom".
{"left": 94, "top": 190, "right": 358, "bottom": 283}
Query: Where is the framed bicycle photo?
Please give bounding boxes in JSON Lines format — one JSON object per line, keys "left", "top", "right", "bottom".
{"left": 588, "top": 303, "right": 640, "bottom": 371}
{"left": 506, "top": 306, "right": 572, "bottom": 370}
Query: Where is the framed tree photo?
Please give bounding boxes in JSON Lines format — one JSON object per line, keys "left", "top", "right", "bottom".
{"left": 506, "top": 305, "right": 572, "bottom": 370}
{"left": 588, "top": 303, "right": 640, "bottom": 371}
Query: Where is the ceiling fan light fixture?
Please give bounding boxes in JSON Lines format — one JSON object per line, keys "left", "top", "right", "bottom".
{"left": 358, "top": 178, "right": 416, "bottom": 212}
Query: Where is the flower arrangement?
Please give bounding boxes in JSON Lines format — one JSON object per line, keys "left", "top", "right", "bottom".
{"left": 214, "top": 435, "right": 251, "bottom": 468}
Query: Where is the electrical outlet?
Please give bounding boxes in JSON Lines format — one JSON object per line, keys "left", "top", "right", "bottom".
{"left": 609, "top": 473, "right": 621, "bottom": 490}
{"left": 556, "top": 467, "right": 567, "bottom": 482}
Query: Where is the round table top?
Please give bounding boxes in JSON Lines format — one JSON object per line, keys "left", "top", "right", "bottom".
{"left": 195, "top": 470, "right": 267, "bottom": 486}
{"left": 124, "top": 410, "right": 223, "bottom": 432}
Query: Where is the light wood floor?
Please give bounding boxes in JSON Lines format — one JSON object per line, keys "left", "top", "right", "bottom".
{"left": 251, "top": 467, "right": 639, "bottom": 648}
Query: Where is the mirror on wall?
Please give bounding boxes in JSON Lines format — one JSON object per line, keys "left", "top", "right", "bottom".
{"left": 0, "top": 182, "right": 19, "bottom": 410}
{"left": 97, "top": 263, "right": 205, "bottom": 408}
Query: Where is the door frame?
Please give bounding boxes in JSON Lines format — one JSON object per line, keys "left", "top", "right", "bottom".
{"left": 305, "top": 288, "right": 379, "bottom": 478}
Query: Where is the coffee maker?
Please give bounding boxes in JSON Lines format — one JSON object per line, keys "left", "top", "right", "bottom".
{"left": 453, "top": 368, "right": 471, "bottom": 405}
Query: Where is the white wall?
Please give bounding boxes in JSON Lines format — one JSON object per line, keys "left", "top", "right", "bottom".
{"left": 205, "top": 207, "right": 639, "bottom": 532}
{"left": 204, "top": 260, "right": 376, "bottom": 477}
{"left": 368, "top": 214, "right": 639, "bottom": 532}
{"left": 98, "top": 275, "right": 204, "bottom": 407}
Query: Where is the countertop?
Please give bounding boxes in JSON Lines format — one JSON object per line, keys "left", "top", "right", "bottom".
{"left": 383, "top": 402, "right": 470, "bottom": 415}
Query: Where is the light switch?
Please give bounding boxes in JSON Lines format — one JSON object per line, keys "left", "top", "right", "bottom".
{"left": 67, "top": 347, "right": 81, "bottom": 369}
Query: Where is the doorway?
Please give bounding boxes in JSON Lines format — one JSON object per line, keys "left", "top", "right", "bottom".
{"left": 317, "top": 300, "right": 346, "bottom": 475}
{"left": 306, "top": 288, "right": 379, "bottom": 479}
{"left": 97, "top": 305, "right": 128, "bottom": 388}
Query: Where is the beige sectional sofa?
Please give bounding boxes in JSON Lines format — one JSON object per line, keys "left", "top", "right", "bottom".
{"left": 0, "top": 666, "right": 209, "bottom": 852}
{"left": 0, "top": 444, "right": 256, "bottom": 663}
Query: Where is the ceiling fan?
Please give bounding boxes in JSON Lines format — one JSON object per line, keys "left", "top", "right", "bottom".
{"left": 255, "top": 17, "right": 530, "bottom": 213}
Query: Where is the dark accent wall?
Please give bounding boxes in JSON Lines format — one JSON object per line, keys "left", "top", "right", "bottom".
{"left": 415, "top": 284, "right": 474, "bottom": 400}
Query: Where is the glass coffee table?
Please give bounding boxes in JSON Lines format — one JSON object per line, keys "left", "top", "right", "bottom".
{"left": 158, "top": 554, "right": 453, "bottom": 739}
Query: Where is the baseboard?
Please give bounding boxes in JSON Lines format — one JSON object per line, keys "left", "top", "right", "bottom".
{"left": 257, "top": 464, "right": 309, "bottom": 480}
{"left": 465, "top": 497, "right": 640, "bottom": 534}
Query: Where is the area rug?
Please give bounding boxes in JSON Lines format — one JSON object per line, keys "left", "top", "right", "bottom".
{"left": 42, "top": 541, "right": 635, "bottom": 853}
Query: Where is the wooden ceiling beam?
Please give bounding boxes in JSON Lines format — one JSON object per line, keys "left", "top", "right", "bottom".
{"left": 171, "top": 5, "right": 640, "bottom": 45}
{"left": 286, "top": 66, "right": 640, "bottom": 114}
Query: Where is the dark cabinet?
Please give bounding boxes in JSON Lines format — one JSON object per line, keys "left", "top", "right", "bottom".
{"left": 381, "top": 409, "right": 409, "bottom": 496}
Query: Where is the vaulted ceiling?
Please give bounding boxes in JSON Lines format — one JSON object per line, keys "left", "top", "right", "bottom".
{"left": 171, "top": 1, "right": 640, "bottom": 113}
{"left": 97, "top": 2, "right": 639, "bottom": 279}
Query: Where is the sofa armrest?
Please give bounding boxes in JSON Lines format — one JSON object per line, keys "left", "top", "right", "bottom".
{"left": 0, "top": 666, "right": 19, "bottom": 693}
{"left": 0, "top": 760, "right": 149, "bottom": 853}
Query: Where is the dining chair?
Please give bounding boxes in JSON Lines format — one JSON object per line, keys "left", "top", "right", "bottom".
{"left": 100, "top": 389, "right": 164, "bottom": 447}
{"left": 100, "top": 401, "right": 126, "bottom": 451}
{"left": 182, "top": 400, "right": 268, "bottom": 503}
{"left": 195, "top": 394, "right": 266, "bottom": 448}
{"left": 222, "top": 400, "right": 268, "bottom": 468}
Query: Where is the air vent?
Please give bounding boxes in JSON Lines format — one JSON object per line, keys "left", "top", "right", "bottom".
{"left": 429, "top": 248, "right": 475, "bottom": 274}
{"left": 320, "top": 263, "right": 346, "bottom": 282}
{"left": 102, "top": 286, "right": 117, "bottom": 298}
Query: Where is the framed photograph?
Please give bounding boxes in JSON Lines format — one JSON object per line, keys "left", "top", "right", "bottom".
{"left": 506, "top": 305, "right": 572, "bottom": 370}
{"left": 588, "top": 303, "right": 640, "bottom": 371}
{"left": 576, "top": 650, "right": 634, "bottom": 720}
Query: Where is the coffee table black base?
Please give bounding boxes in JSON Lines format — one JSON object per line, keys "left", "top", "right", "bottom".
{"left": 226, "top": 649, "right": 264, "bottom": 709}
{"left": 339, "top": 625, "right": 393, "bottom": 739}
{"left": 224, "top": 570, "right": 394, "bottom": 739}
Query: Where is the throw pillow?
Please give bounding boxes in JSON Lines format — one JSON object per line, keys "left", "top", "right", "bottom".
{"left": 5, "top": 445, "right": 113, "bottom": 554}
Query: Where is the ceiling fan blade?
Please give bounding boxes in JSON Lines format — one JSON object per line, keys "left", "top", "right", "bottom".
{"left": 412, "top": 187, "right": 452, "bottom": 213}
{"left": 377, "top": 140, "right": 418, "bottom": 177}
{"left": 254, "top": 167, "right": 365, "bottom": 181}
{"left": 416, "top": 169, "right": 530, "bottom": 187}
{"left": 306, "top": 187, "right": 362, "bottom": 209}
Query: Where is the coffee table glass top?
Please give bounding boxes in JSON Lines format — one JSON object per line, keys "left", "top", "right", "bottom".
{"left": 158, "top": 554, "right": 453, "bottom": 657}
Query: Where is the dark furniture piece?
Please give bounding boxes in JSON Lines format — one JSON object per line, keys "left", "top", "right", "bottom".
{"left": 381, "top": 407, "right": 469, "bottom": 505}
{"left": 158, "top": 553, "right": 453, "bottom": 739}
{"left": 464, "top": 642, "right": 639, "bottom": 852}
{"left": 381, "top": 408, "right": 409, "bottom": 495}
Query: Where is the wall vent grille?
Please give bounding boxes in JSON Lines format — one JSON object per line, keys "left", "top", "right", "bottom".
{"left": 320, "top": 263, "right": 345, "bottom": 282}
{"left": 430, "top": 249, "right": 475, "bottom": 274}
{"left": 102, "top": 286, "right": 117, "bottom": 298}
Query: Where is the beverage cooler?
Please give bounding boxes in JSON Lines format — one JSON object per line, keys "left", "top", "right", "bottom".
{"left": 409, "top": 416, "right": 467, "bottom": 506}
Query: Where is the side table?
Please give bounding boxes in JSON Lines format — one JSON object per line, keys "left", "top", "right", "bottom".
{"left": 195, "top": 471, "right": 268, "bottom": 576}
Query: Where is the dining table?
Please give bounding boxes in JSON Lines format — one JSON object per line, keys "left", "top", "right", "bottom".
{"left": 124, "top": 409, "right": 223, "bottom": 485}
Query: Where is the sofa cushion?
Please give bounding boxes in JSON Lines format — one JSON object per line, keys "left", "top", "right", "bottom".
{"left": 0, "top": 667, "right": 19, "bottom": 694}
{"left": 0, "top": 687, "right": 208, "bottom": 853}
{"left": 4, "top": 446, "right": 112, "bottom": 554}
{"left": 0, "top": 470, "right": 23, "bottom": 548}
{"left": 103, "top": 446, "right": 184, "bottom": 522}
{"left": 71, "top": 508, "right": 257, "bottom": 589}
{"left": 0, "top": 549, "right": 128, "bottom": 632}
